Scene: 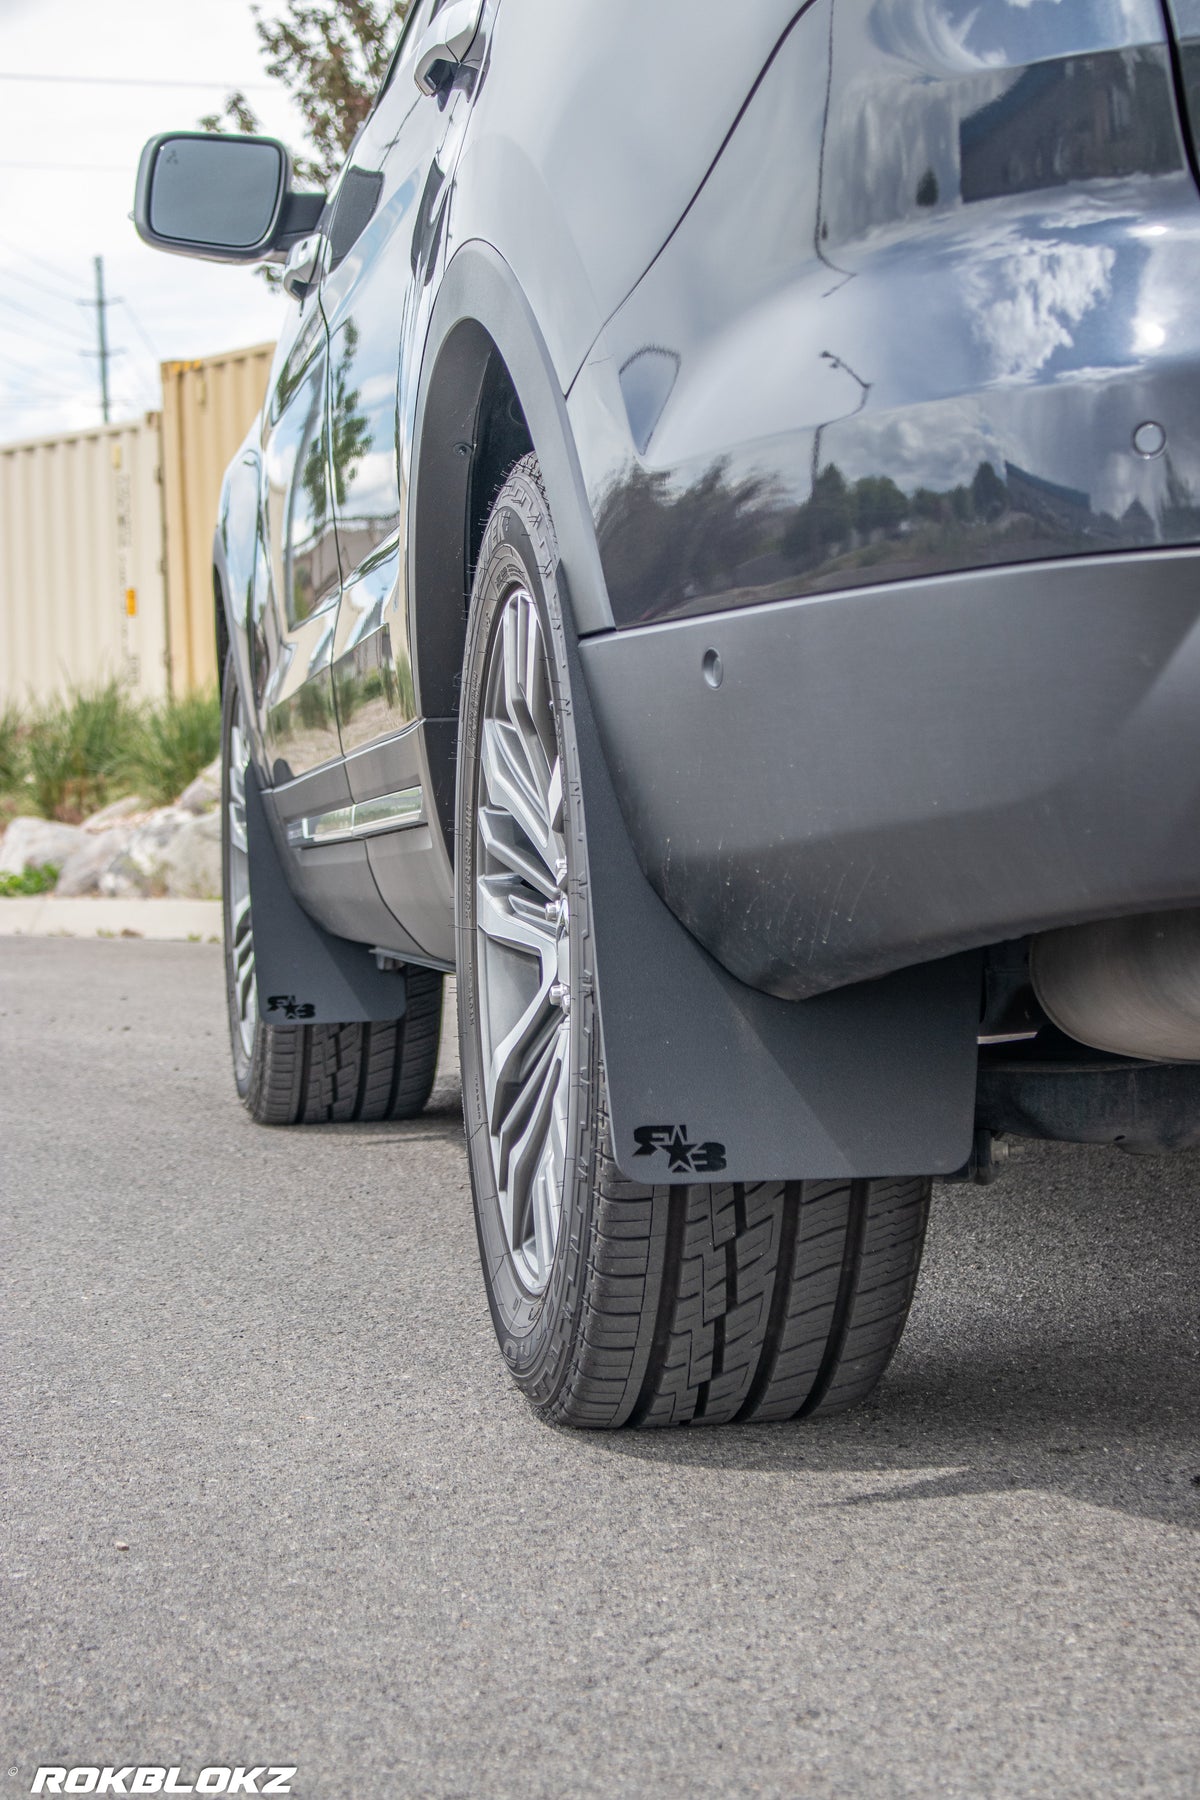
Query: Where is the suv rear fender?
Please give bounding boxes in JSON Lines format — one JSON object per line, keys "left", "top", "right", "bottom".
{"left": 451, "top": 0, "right": 815, "bottom": 390}
{"left": 567, "top": 0, "right": 1200, "bottom": 630}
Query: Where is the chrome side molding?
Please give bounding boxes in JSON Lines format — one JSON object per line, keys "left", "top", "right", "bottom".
{"left": 286, "top": 785, "right": 424, "bottom": 848}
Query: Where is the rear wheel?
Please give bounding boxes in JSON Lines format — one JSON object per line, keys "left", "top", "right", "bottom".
{"left": 457, "top": 457, "right": 931, "bottom": 1428}
{"left": 220, "top": 650, "right": 444, "bottom": 1125}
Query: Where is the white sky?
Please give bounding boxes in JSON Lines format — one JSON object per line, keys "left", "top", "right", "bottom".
{"left": 0, "top": 0, "right": 308, "bottom": 444}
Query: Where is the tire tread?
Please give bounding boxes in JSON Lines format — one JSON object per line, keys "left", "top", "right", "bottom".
{"left": 243, "top": 971, "right": 444, "bottom": 1126}
{"left": 547, "top": 1089, "right": 931, "bottom": 1430}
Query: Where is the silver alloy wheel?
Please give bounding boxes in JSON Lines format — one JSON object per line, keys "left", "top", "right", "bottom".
{"left": 475, "top": 584, "right": 572, "bottom": 1293}
{"left": 226, "top": 692, "right": 258, "bottom": 1065}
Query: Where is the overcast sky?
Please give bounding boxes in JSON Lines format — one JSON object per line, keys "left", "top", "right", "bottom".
{"left": 0, "top": 0, "right": 310, "bottom": 444}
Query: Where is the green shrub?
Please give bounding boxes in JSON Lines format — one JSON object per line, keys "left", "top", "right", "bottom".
{"left": 0, "top": 703, "right": 24, "bottom": 796}
{"left": 0, "top": 862, "right": 60, "bottom": 897}
{"left": 24, "top": 683, "right": 140, "bottom": 823}
{"left": 8, "top": 684, "right": 222, "bottom": 821}
{"left": 0, "top": 698, "right": 23, "bottom": 792}
{"left": 115, "top": 688, "right": 221, "bottom": 808}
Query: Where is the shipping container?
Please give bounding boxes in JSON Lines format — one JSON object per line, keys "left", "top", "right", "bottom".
{"left": 0, "top": 414, "right": 168, "bottom": 706}
{"left": 160, "top": 343, "right": 274, "bottom": 694}
{"left": 0, "top": 341, "right": 274, "bottom": 708}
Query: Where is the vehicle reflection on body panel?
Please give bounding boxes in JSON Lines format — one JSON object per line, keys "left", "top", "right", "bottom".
{"left": 260, "top": 300, "right": 341, "bottom": 777}
{"left": 330, "top": 533, "right": 416, "bottom": 755}
{"left": 319, "top": 17, "right": 463, "bottom": 767}
{"left": 570, "top": 0, "right": 1200, "bottom": 627}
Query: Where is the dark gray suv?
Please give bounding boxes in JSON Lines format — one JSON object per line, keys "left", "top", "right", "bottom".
{"left": 137, "top": 0, "right": 1200, "bottom": 1429}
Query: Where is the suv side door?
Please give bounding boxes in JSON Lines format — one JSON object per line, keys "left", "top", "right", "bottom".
{"left": 257, "top": 292, "right": 341, "bottom": 784}
{"left": 320, "top": 0, "right": 483, "bottom": 763}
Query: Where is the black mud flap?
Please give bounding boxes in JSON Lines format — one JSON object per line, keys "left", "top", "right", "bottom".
{"left": 245, "top": 764, "right": 413, "bottom": 1026}
{"left": 564, "top": 600, "right": 981, "bottom": 1184}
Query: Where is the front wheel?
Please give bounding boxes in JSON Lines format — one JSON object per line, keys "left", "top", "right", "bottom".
{"left": 456, "top": 457, "right": 931, "bottom": 1428}
{"left": 220, "top": 650, "right": 444, "bottom": 1125}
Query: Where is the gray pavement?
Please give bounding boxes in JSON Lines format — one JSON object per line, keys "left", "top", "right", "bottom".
{"left": 2, "top": 938, "right": 1198, "bottom": 1800}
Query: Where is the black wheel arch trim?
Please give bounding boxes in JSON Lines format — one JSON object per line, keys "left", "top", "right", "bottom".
{"left": 410, "top": 240, "right": 614, "bottom": 744}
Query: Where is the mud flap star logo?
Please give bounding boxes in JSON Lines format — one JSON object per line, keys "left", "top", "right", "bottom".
{"left": 633, "top": 1125, "right": 727, "bottom": 1175}
{"left": 266, "top": 995, "right": 315, "bottom": 1020}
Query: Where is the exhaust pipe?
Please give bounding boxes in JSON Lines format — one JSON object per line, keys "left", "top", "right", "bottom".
{"left": 1031, "top": 908, "right": 1200, "bottom": 1063}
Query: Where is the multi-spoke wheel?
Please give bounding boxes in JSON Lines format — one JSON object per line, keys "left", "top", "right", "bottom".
{"left": 219, "top": 648, "right": 444, "bottom": 1125}
{"left": 475, "top": 586, "right": 573, "bottom": 1291}
{"left": 458, "top": 457, "right": 934, "bottom": 1430}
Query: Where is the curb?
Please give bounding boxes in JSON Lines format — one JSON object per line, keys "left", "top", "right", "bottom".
{"left": 0, "top": 898, "right": 223, "bottom": 941}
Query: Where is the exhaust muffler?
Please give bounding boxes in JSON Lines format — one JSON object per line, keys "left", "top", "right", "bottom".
{"left": 1031, "top": 908, "right": 1200, "bottom": 1063}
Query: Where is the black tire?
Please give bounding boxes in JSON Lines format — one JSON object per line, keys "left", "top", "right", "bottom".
{"left": 220, "top": 650, "right": 444, "bottom": 1126}
{"left": 457, "top": 456, "right": 931, "bottom": 1429}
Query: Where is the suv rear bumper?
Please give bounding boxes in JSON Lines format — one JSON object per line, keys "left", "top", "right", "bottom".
{"left": 578, "top": 548, "right": 1200, "bottom": 1001}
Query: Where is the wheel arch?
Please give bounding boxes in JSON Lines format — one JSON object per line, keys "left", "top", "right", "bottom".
{"left": 410, "top": 240, "right": 614, "bottom": 839}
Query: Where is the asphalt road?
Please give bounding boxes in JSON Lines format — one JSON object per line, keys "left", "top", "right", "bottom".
{"left": 2, "top": 938, "right": 1198, "bottom": 1800}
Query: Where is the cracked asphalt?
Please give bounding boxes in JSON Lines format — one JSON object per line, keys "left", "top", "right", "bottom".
{"left": 2, "top": 938, "right": 1198, "bottom": 1799}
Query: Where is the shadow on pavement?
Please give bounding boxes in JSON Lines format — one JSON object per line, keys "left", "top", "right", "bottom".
{"left": 579, "top": 1144, "right": 1200, "bottom": 1534}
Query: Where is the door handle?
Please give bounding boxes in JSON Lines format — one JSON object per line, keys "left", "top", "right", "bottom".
{"left": 414, "top": 0, "right": 485, "bottom": 96}
{"left": 282, "top": 230, "right": 323, "bottom": 301}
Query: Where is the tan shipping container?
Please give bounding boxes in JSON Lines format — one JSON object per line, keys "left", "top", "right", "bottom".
{"left": 160, "top": 343, "right": 274, "bottom": 694}
{"left": 0, "top": 415, "right": 168, "bottom": 707}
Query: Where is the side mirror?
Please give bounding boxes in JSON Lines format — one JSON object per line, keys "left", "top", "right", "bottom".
{"left": 134, "top": 132, "right": 325, "bottom": 265}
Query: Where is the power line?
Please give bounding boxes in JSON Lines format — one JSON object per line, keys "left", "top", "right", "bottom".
{"left": 0, "top": 350, "right": 86, "bottom": 382}
{"left": 0, "top": 238, "right": 89, "bottom": 290}
{"left": 0, "top": 324, "right": 97, "bottom": 363}
{"left": 0, "top": 360, "right": 91, "bottom": 399}
{"left": 4, "top": 263, "right": 87, "bottom": 306}
{"left": 115, "top": 299, "right": 162, "bottom": 364}
{"left": 0, "top": 290, "right": 92, "bottom": 344}
{"left": 1, "top": 397, "right": 95, "bottom": 414}
{"left": 0, "top": 382, "right": 88, "bottom": 403}
{"left": 0, "top": 72, "right": 272, "bottom": 90}
{"left": 0, "top": 356, "right": 91, "bottom": 396}
{"left": 2, "top": 389, "right": 90, "bottom": 406}
{"left": 0, "top": 162, "right": 131, "bottom": 173}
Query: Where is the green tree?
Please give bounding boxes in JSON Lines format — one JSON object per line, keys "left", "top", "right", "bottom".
{"left": 971, "top": 459, "right": 1009, "bottom": 522}
{"left": 852, "top": 474, "right": 907, "bottom": 535}
{"left": 912, "top": 486, "right": 947, "bottom": 523}
{"left": 782, "top": 463, "right": 853, "bottom": 564}
{"left": 201, "top": 1, "right": 412, "bottom": 186}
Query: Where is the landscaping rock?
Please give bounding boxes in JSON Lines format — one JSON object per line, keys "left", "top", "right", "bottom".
{"left": 0, "top": 816, "right": 87, "bottom": 876}
{"left": 82, "top": 795, "right": 146, "bottom": 833}
{"left": 55, "top": 829, "right": 135, "bottom": 898}
{"left": 163, "top": 811, "right": 222, "bottom": 900}
{"left": 99, "top": 807, "right": 191, "bottom": 898}
{"left": 178, "top": 757, "right": 222, "bottom": 816}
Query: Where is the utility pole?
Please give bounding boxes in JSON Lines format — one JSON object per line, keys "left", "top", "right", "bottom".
{"left": 93, "top": 255, "right": 111, "bottom": 424}
{"left": 78, "top": 256, "right": 122, "bottom": 422}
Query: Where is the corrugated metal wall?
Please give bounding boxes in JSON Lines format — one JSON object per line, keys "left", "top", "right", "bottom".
{"left": 0, "top": 416, "right": 169, "bottom": 705}
{"left": 0, "top": 341, "right": 274, "bottom": 707}
{"left": 160, "top": 343, "right": 274, "bottom": 694}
